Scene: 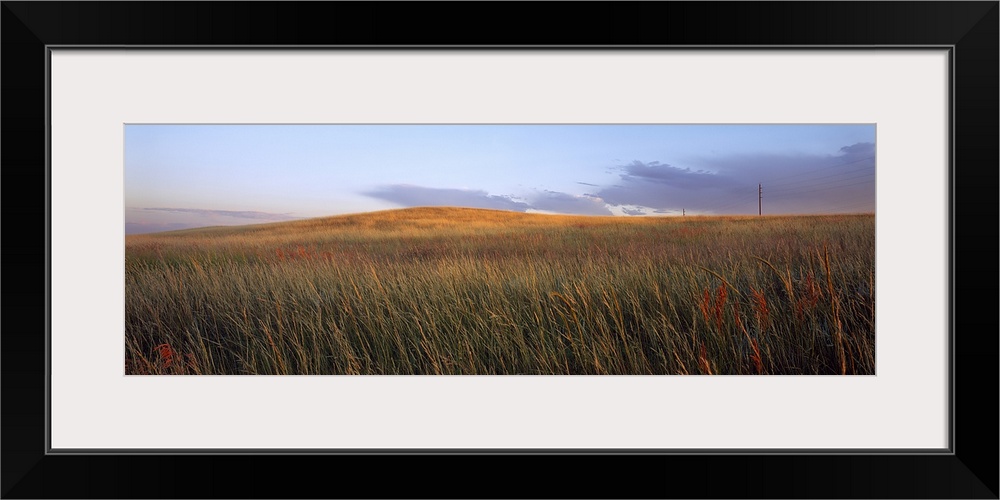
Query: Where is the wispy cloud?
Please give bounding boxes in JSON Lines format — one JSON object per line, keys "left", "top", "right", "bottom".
{"left": 364, "top": 185, "right": 614, "bottom": 216}
{"left": 125, "top": 221, "right": 196, "bottom": 235}
{"left": 363, "top": 185, "right": 532, "bottom": 212}
{"left": 140, "top": 208, "right": 301, "bottom": 221}
{"left": 528, "top": 190, "right": 613, "bottom": 216}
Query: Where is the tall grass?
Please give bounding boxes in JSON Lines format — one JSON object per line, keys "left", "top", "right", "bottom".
{"left": 125, "top": 207, "right": 875, "bottom": 375}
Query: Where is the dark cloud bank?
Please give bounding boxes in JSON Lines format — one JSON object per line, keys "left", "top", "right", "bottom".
{"left": 363, "top": 142, "right": 875, "bottom": 216}
{"left": 596, "top": 142, "right": 875, "bottom": 215}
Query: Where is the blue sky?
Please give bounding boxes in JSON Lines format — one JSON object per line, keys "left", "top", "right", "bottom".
{"left": 124, "top": 124, "right": 876, "bottom": 234}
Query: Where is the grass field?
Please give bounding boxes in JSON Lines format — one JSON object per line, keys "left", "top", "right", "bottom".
{"left": 124, "top": 207, "right": 875, "bottom": 375}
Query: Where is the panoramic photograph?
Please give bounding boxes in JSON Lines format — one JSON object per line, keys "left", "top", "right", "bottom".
{"left": 124, "top": 124, "right": 875, "bottom": 375}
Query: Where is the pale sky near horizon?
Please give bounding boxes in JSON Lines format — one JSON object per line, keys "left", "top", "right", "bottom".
{"left": 124, "top": 124, "right": 876, "bottom": 234}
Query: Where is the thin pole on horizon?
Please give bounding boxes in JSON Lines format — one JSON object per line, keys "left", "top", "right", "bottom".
{"left": 758, "top": 183, "right": 762, "bottom": 216}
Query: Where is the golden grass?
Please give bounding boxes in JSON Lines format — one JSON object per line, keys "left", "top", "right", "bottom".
{"left": 125, "top": 207, "right": 875, "bottom": 375}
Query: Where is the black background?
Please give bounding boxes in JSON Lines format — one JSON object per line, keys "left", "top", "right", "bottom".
{"left": 3, "top": 2, "right": 997, "bottom": 498}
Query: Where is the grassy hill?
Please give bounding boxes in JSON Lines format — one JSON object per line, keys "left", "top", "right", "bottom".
{"left": 125, "top": 207, "right": 876, "bottom": 375}
{"left": 130, "top": 206, "right": 743, "bottom": 240}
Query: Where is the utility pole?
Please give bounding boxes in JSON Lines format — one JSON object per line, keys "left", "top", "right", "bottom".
{"left": 682, "top": 208, "right": 685, "bottom": 217}
{"left": 758, "top": 183, "right": 762, "bottom": 216}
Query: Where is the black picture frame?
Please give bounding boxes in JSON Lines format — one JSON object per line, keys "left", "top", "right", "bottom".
{"left": 3, "top": 2, "right": 997, "bottom": 498}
